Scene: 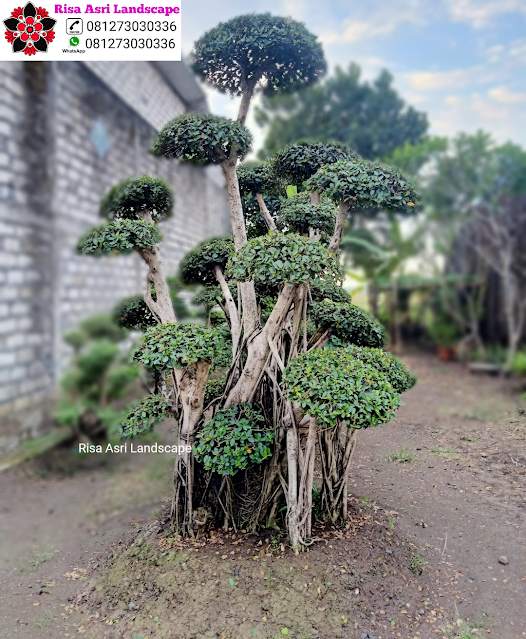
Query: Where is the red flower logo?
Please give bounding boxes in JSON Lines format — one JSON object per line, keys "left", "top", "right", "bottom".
{"left": 3, "top": 2, "right": 56, "bottom": 55}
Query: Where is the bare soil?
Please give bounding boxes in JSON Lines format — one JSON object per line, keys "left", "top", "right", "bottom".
{"left": 1, "top": 354, "right": 525, "bottom": 639}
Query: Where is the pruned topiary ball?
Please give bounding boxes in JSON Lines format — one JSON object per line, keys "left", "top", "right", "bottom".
{"left": 77, "top": 219, "right": 162, "bottom": 256}
{"left": 310, "top": 300, "right": 386, "bottom": 348}
{"left": 227, "top": 233, "right": 343, "bottom": 288}
{"left": 133, "top": 323, "right": 222, "bottom": 370}
{"left": 277, "top": 192, "right": 337, "bottom": 236}
{"left": 284, "top": 348, "right": 401, "bottom": 429}
{"left": 272, "top": 140, "right": 357, "bottom": 185}
{"left": 343, "top": 345, "right": 417, "bottom": 394}
{"left": 150, "top": 113, "right": 252, "bottom": 165}
{"left": 310, "top": 279, "right": 352, "bottom": 304}
{"left": 100, "top": 176, "right": 174, "bottom": 222}
{"left": 306, "top": 159, "right": 421, "bottom": 210}
{"left": 113, "top": 295, "right": 158, "bottom": 332}
{"left": 180, "top": 237, "right": 234, "bottom": 286}
{"left": 191, "top": 13, "right": 326, "bottom": 96}
{"left": 237, "top": 162, "right": 283, "bottom": 197}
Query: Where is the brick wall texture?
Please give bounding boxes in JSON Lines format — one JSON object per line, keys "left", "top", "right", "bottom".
{"left": 0, "top": 60, "right": 230, "bottom": 453}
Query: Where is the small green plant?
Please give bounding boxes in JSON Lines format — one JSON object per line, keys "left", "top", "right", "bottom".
{"left": 459, "top": 434, "right": 477, "bottom": 442}
{"left": 428, "top": 446, "right": 459, "bottom": 460}
{"left": 387, "top": 447, "right": 415, "bottom": 462}
{"left": 360, "top": 497, "right": 370, "bottom": 505}
{"left": 388, "top": 517, "right": 395, "bottom": 529}
{"left": 410, "top": 554, "right": 426, "bottom": 575}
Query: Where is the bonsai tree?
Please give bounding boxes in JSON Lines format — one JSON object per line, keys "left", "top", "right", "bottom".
{"left": 55, "top": 313, "right": 140, "bottom": 440}
{"left": 78, "top": 13, "right": 420, "bottom": 548}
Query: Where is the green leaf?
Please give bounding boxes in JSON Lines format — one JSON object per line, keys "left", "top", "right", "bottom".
{"left": 229, "top": 578, "right": 235, "bottom": 586}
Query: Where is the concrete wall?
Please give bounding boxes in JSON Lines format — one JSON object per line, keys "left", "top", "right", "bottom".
{"left": 0, "top": 60, "right": 230, "bottom": 453}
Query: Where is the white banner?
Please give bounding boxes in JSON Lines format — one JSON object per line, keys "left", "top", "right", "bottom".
{"left": 1, "top": 1, "right": 181, "bottom": 60}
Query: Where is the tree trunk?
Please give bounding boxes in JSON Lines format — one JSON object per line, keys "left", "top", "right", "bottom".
{"left": 138, "top": 245, "right": 176, "bottom": 324}
{"left": 214, "top": 265, "right": 241, "bottom": 356}
{"left": 256, "top": 193, "right": 277, "bottom": 232}
{"left": 225, "top": 284, "right": 297, "bottom": 407}
{"left": 221, "top": 160, "right": 259, "bottom": 337}
{"left": 329, "top": 201, "right": 351, "bottom": 252}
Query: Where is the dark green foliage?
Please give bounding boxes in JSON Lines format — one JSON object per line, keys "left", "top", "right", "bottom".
{"left": 150, "top": 113, "right": 252, "bottom": 165}
{"left": 77, "top": 219, "right": 162, "bottom": 256}
{"left": 342, "top": 345, "right": 417, "bottom": 393}
{"left": 257, "top": 64, "right": 428, "bottom": 161}
{"left": 180, "top": 237, "right": 234, "bottom": 286}
{"left": 228, "top": 233, "right": 343, "bottom": 287}
{"left": 74, "top": 341, "right": 120, "bottom": 394}
{"left": 120, "top": 394, "right": 172, "bottom": 439}
{"left": 192, "top": 285, "right": 231, "bottom": 311}
{"left": 79, "top": 313, "right": 129, "bottom": 342}
{"left": 310, "top": 279, "right": 352, "bottom": 304}
{"left": 193, "top": 404, "right": 274, "bottom": 475}
{"left": 310, "top": 300, "right": 386, "bottom": 347}
{"left": 204, "top": 378, "right": 227, "bottom": 406}
{"left": 191, "top": 13, "right": 326, "bottom": 97}
{"left": 237, "top": 162, "right": 283, "bottom": 196}
{"left": 107, "top": 366, "right": 142, "bottom": 400}
{"left": 133, "top": 323, "right": 222, "bottom": 370}
{"left": 211, "top": 324, "right": 233, "bottom": 371}
{"left": 272, "top": 140, "right": 356, "bottom": 185}
{"left": 278, "top": 192, "right": 336, "bottom": 236}
{"left": 113, "top": 296, "right": 157, "bottom": 332}
{"left": 210, "top": 310, "right": 227, "bottom": 326}
{"left": 284, "top": 348, "right": 401, "bottom": 429}
{"left": 242, "top": 194, "right": 283, "bottom": 238}
{"left": 306, "top": 159, "right": 421, "bottom": 210}
{"left": 99, "top": 176, "right": 174, "bottom": 222}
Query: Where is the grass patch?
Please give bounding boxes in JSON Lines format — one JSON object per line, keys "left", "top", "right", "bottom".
{"left": 442, "top": 618, "right": 487, "bottom": 638}
{"left": 387, "top": 447, "right": 415, "bottom": 463}
{"left": 410, "top": 554, "right": 426, "bottom": 575}
{"left": 20, "top": 549, "right": 56, "bottom": 574}
{"left": 428, "top": 446, "right": 459, "bottom": 461}
{"left": 459, "top": 434, "right": 477, "bottom": 442}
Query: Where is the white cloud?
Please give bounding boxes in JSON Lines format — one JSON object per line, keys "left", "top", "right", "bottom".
{"left": 444, "top": 0, "right": 526, "bottom": 27}
{"left": 320, "top": 0, "right": 424, "bottom": 45}
{"left": 488, "top": 87, "right": 526, "bottom": 104}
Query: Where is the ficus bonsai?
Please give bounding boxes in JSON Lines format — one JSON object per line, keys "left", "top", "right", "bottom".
{"left": 78, "top": 12, "right": 419, "bottom": 549}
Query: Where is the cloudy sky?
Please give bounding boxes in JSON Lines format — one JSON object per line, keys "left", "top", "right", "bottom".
{"left": 182, "top": 0, "right": 526, "bottom": 152}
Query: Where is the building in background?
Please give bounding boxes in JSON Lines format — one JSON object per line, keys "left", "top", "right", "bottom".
{"left": 0, "top": 60, "right": 230, "bottom": 453}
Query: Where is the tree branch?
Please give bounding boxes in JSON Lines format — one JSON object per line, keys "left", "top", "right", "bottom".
{"left": 256, "top": 192, "right": 277, "bottom": 231}
{"left": 329, "top": 201, "right": 351, "bottom": 252}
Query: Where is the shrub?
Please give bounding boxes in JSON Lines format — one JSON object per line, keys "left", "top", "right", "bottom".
{"left": 100, "top": 176, "right": 174, "bottom": 221}
{"left": 133, "top": 324, "right": 222, "bottom": 370}
{"left": 121, "top": 395, "right": 172, "bottom": 438}
{"left": 228, "top": 233, "right": 342, "bottom": 287}
{"left": 180, "top": 237, "right": 235, "bottom": 286}
{"left": 150, "top": 113, "right": 252, "bottom": 165}
{"left": 193, "top": 404, "right": 274, "bottom": 475}
{"left": 77, "top": 219, "right": 161, "bottom": 255}
{"left": 284, "top": 348, "right": 400, "bottom": 429}
{"left": 311, "top": 300, "right": 386, "bottom": 347}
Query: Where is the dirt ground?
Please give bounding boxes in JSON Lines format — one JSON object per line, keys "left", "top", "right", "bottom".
{"left": 1, "top": 354, "right": 525, "bottom": 639}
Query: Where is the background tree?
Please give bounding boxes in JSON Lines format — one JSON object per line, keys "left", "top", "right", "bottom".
{"left": 256, "top": 63, "right": 428, "bottom": 161}
{"left": 79, "top": 13, "right": 419, "bottom": 549}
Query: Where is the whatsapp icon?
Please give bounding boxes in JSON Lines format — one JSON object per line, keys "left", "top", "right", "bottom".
{"left": 70, "top": 37, "right": 80, "bottom": 47}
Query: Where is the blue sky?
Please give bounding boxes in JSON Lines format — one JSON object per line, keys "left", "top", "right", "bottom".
{"left": 182, "top": 0, "right": 526, "bottom": 152}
